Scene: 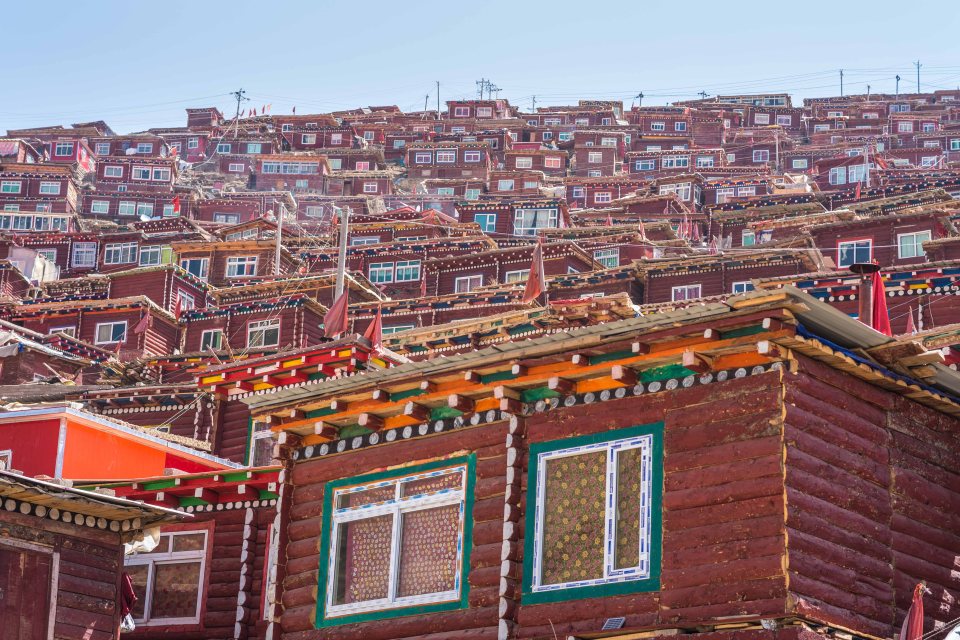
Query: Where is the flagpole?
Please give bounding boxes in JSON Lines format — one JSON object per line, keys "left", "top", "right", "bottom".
{"left": 335, "top": 206, "right": 350, "bottom": 298}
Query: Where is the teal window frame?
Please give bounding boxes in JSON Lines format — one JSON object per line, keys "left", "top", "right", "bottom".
{"left": 521, "top": 423, "right": 663, "bottom": 605}
{"left": 316, "top": 455, "right": 476, "bottom": 627}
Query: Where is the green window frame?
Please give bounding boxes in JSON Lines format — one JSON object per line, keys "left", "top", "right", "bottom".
{"left": 522, "top": 423, "right": 663, "bottom": 605}
{"left": 316, "top": 455, "right": 475, "bottom": 627}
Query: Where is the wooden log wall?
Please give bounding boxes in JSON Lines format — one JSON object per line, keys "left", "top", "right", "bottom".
{"left": 280, "top": 421, "right": 509, "bottom": 640}
{"left": 517, "top": 370, "right": 788, "bottom": 639}
{"left": 784, "top": 354, "right": 960, "bottom": 639}
{"left": 1, "top": 509, "right": 124, "bottom": 640}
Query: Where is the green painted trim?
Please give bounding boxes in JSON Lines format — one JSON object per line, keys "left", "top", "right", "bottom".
{"left": 339, "top": 424, "right": 372, "bottom": 439}
{"left": 720, "top": 324, "right": 765, "bottom": 338}
{"left": 141, "top": 479, "right": 177, "bottom": 490}
{"left": 258, "top": 490, "right": 279, "bottom": 500}
{"left": 588, "top": 349, "right": 636, "bottom": 365}
{"left": 431, "top": 406, "right": 462, "bottom": 420}
{"left": 243, "top": 416, "right": 254, "bottom": 466}
{"left": 178, "top": 497, "right": 208, "bottom": 507}
{"left": 480, "top": 369, "right": 515, "bottom": 384}
{"left": 640, "top": 364, "right": 691, "bottom": 381}
{"left": 223, "top": 471, "right": 251, "bottom": 483}
{"left": 521, "top": 387, "right": 559, "bottom": 402}
{"left": 306, "top": 407, "right": 337, "bottom": 419}
{"left": 391, "top": 387, "right": 425, "bottom": 402}
{"left": 521, "top": 422, "right": 664, "bottom": 605}
{"left": 315, "top": 455, "right": 476, "bottom": 628}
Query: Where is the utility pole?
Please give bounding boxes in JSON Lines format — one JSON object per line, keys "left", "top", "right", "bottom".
{"left": 866, "top": 85, "right": 871, "bottom": 101}
{"left": 274, "top": 202, "right": 285, "bottom": 276}
{"left": 436, "top": 81, "right": 441, "bottom": 120}
{"left": 635, "top": 91, "right": 644, "bottom": 107}
{"left": 915, "top": 60, "right": 922, "bottom": 93}
{"left": 698, "top": 91, "right": 709, "bottom": 99}
{"left": 531, "top": 95, "right": 536, "bottom": 112}
{"left": 335, "top": 206, "right": 350, "bottom": 298}
{"left": 230, "top": 88, "right": 249, "bottom": 140}
{"left": 476, "top": 78, "right": 486, "bottom": 99}
{"left": 896, "top": 74, "right": 901, "bottom": 98}
{"left": 424, "top": 94, "right": 429, "bottom": 113}
{"left": 839, "top": 69, "right": 844, "bottom": 97}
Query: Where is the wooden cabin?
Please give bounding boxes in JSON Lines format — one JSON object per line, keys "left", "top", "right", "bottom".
{"left": 240, "top": 287, "right": 960, "bottom": 640}
{"left": 0, "top": 470, "right": 184, "bottom": 640}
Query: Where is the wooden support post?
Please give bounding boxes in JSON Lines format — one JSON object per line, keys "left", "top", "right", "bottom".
{"left": 511, "top": 363, "right": 527, "bottom": 376}
{"left": 330, "top": 399, "right": 348, "bottom": 412}
{"left": 287, "top": 409, "right": 306, "bottom": 421}
{"left": 312, "top": 422, "right": 337, "bottom": 440}
{"left": 404, "top": 402, "right": 431, "bottom": 421}
{"left": 464, "top": 370, "right": 483, "bottom": 384}
{"left": 610, "top": 364, "right": 638, "bottom": 386}
{"left": 757, "top": 340, "right": 781, "bottom": 357}
{"left": 194, "top": 488, "right": 218, "bottom": 504}
{"left": 371, "top": 389, "right": 391, "bottom": 402}
{"left": 448, "top": 394, "right": 475, "bottom": 412}
{"left": 499, "top": 396, "right": 524, "bottom": 414}
{"left": 548, "top": 377, "right": 576, "bottom": 395}
{"left": 703, "top": 328, "right": 718, "bottom": 339}
{"left": 494, "top": 385, "right": 520, "bottom": 400}
{"left": 357, "top": 413, "right": 385, "bottom": 430}
{"left": 682, "top": 350, "right": 713, "bottom": 373}
{"left": 762, "top": 317, "right": 786, "bottom": 331}
{"left": 419, "top": 380, "right": 437, "bottom": 393}
{"left": 632, "top": 342, "right": 650, "bottom": 354}
{"left": 571, "top": 353, "right": 590, "bottom": 366}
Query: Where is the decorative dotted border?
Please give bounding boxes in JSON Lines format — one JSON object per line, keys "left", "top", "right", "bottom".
{"left": 2, "top": 496, "right": 141, "bottom": 533}
{"left": 293, "top": 362, "right": 783, "bottom": 462}
{"left": 181, "top": 498, "right": 277, "bottom": 514}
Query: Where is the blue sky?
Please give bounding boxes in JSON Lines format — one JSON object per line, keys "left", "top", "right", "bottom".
{"left": 4, "top": 0, "right": 960, "bottom": 134}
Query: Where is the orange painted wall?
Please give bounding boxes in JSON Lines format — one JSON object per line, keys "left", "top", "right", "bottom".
{"left": 61, "top": 423, "right": 168, "bottom": 480}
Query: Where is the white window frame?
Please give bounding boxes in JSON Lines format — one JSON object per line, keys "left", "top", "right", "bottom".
{"left": 136, "top": 142, "right": 154, "bottom": 154}
{"left": 95, "top": 321, "right": 127, "bottom": 345}
{"left": 650, "top": 122, "right": 665, "bottom": 131}
{"left": 71, "top": 241, "right": 97, "bottom": 268}
{"left": 324, "top": 463, "right": 468, "bottom": 618}
{"left": 126, "top": 530, "right": 208, "bottom": 626}
{"left": 200, "top": 329, "right": 224, "bottom": 351}
{"left": 247, "top": 318, "right": 280, "bottom": 348}
{"left": 671, "top": 284, "right": 702, "bottom": 301}
{"left": 515, "top": 157, "right": 534, "bottom": 169}
{"left": 39, "top": 181, "right": 61, "bottom": 195}
{"left": 118, "top": 201, "right": 137, "bottom": 216}
{"left": 435, "top": 150, "right": 457, "bottom": 164}
{"left": 301, "top": 134, "right": 316, "bottom": 145}
{"left": 132, "top": 166, "right": 151, "bottom": 180}
{"left": 837, "top": 239, "right": 872, "bottom": 268}
{"left": 752, "top": 150, "right": 770, "bottom": 163}
{"left": 754, "top": 113, "right": 770, "bottom": 125}
{"left": 463, "top": 151, "right": 481, "bottom": 163}
{"left": 0, "top": 181, "right": 21, "bottom": 194}
{"left": 362, "top": 182, "right": 379, "bottom": 194}
{"left": 94, "top": 142, "right": 111, "bottom": 155}
{"left": 394, "top": 260, "right": 421, "bottom": 282}
{"left": 180, "top": 257, "right": 209, "bottom": 281}
{"left": 90, "top": 200, "right": 110, "bottom": 214}
{"left": 229, "top": 163, "right": 245, "bottom": 172}
{"left": 732, "top": 281, "right": 755, "bottom": 294}
{"left": 792, "top": 158, "right": 808, "bottom": 169}
{"left": 473, "top": 213, "right": 496, "bottom": 232}
{"left": 454, "top": 275, "right": 483, "bottom": 293}
{"left": 505, "top": 269, "right": 530, "bottom": 283}
{"left": 594, "top": 192, "right": 612, "bottom": 204}
{"left": 529, "top": 433, "right": 654, "bottom": 593}
{"left": 587, "top": 151, "right": 603, "bottom": 164}
{"left": 497, "top": 179, "right": 515, "bottom": 192}
{"left": 368, "top": 262, "right": 395, "bottom": 283}
{"left": 139, "top": 245, "right": 169, "bottom": 266}
{"left": 543, "top": 156, "right": 562, "bottom": 169}
{"left": 54, "top": 141, "right": 74, "bottom": 156}
{"left": 414, "top": 152, "right": 432, "bottom": 164}
{"left": 776, "top": 115, "right": 792, "bottom": 126}
{"left": 226, "top": 256, "right": 258, "bottom": 278}
{"left": 104, "top": 242, "right": 138, "bottom": 265}
{"left": 594, "top": 248, "right": 619, "bottom": 268}
{"left": 104, "top": 165, "right": 123, "bottom": 178}
{"left": 897, "top": 230, "right": 932, "bottom": 259}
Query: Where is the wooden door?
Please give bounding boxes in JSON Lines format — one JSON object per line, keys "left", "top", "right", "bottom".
{"left": 0, "top": 544, "right": 52, "bottom": 640}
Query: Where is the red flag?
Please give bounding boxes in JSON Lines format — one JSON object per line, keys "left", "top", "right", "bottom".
{"left": 606, "top": 212, "right": 614, "bottom": 227}
{"left": 266, "top": 104, "right": 272, "bottom": 113}
{"left": 708, "top": 236, "right": 718, "bottom": 255}
{"left": 871, "top": 271, "right": 892, "bottom": 336}
{"left": 324, "top": 290, "right": 350, "bottom": 337}
{"left": 292, "top": 106, "right": 296, "bottom": 114}
{"left": 174, "top": 294, "right": 183, "bottom": 320}
{"left": 905, "top": 307, "right": 917, "bottom": 335}
{"left": 169, "top": 146, "right": 178, "bottom": 157}
{"left": 172, "top": 195, "right": 181, "bottom": 215}
{"left": 855, "top": 182, "right": 862, "bottom": 200}
{"left": 114, "top": 337, "right": 123, "bottom": 356}
{"left": 252, "top": 107, "right": 257, "bottom": 117}
{"left": 638, "top": 218, "right": 647, "bottom": 240}
{"left": 899, "top": 583, "right": 926, "bottom": 640}
{"left": 522, "top": 239, "right": 546, "bottom": 304}
{"left": 363, "top": 306, "right": 383, "bottom": 347}
{"left": 133, "top": 312, "right": 152, "bottom": 335}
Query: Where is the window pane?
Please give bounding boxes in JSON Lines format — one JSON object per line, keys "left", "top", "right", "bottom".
{"left": 540, "top": 450, "right": 607, "bottom": 585}
{"left": 333, "top": 515, "right": 393, "bottom": 605}
{"left": 142, "top": 535, "right": 170, "bottom": 554}
{"left": 615, "top": 447, "right": 644, "bottom": 569}
{"left": 172, "top": 534, "right": 205, "bottom": 552}
{"left": 337, "top": 485, "right": 395, "bottom": 509}
{"left": 397, "top": 504, "right": 460, "bottom": 597}
{"left": 151, "top": 561, "right": 201, "bottom": 619}
{"left": 401, "top": 470, "right": 462, "bottom": 498}
{"left": 127, "top": 564, "right": 149, "bottom": 619}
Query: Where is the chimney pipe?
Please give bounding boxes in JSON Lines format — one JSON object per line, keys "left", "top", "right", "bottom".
{"left": 850, "top": 262, "right": 881, "bottom": 328}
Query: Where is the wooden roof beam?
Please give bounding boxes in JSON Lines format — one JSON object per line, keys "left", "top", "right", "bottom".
{"left": 357, "top": 413, "right": 385, "bottom": 430}
{"left": 448, "top": 394, "right": 475, "bottom": 413}
{"left": 682, "top": 350, "right": 714, "bottom": 373}
{"left": 403, "top": 402, "right": 431, "bottom": 422}
{"left": 193, "top": 488, "right": 218, "bottom": 504}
